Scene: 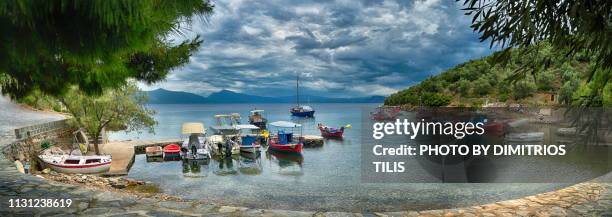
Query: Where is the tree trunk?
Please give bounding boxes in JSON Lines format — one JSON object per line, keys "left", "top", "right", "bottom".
{"left": 93, "top": 130, "right": 101, "bottom": 155}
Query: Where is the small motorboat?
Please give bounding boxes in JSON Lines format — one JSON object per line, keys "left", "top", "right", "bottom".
{"left": 268, "top": 121, "right": 304, "bottom": 153}
{"left": 163, "top": 144, "right": 181, "bottom": 160}
{"left": 505, "top": 132, "right": 545, "bottom": 142}
{"left": 38, "top": 147, "right": 111, "bottom": 174}
{"left": 249, "top": 110, "right": 268, "bottom": 129}
{"left": 211, "top": 114, "right": 241, "bottom": 135}
{"left": 483, "top": 121, "right": 505, "bottom": 136}
{"left": 236, "top": 124, "right": 263, "bottom": 153}
{"left": 145, "top": 146, "right": 163, "bottom": 158}
{"left": 240, "top": 135, "right": 262, "bottom": 153}
{"left": 180, "top": 123, "right": 212, "bottom": 160}
{"left": 318, "top": 123, "right": 345, "bottom": 138}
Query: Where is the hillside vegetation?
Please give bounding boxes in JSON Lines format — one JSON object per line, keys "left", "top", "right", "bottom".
{"left": 384, "top": 43, "right": 611, "bottom": 107}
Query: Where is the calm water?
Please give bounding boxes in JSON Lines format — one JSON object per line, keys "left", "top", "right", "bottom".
{"left": 113, "top": 104, "right": 609, "bottom": 212}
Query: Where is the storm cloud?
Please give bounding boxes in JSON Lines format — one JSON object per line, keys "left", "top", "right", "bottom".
{"left": 142, "top": 0, "right": 495, "bottom": 97}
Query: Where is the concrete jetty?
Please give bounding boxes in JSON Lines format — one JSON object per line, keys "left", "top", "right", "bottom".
{"left": 99, "top": 139, "right": 181, "bottom": 176}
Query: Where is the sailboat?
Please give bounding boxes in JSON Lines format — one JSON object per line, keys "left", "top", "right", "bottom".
{"left": 290, "top": 73, "right": 315, "bottom": 117}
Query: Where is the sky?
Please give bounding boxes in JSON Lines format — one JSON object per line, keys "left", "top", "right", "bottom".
{"left": 139, "top": 0, "right": 496, "bottom": 97}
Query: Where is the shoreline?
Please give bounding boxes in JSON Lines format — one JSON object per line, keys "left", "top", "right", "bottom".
{"left": 1, "top": 98, "right": 611, "bottom": 216}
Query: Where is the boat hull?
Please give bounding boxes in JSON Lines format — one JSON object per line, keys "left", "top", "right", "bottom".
{"left": 319, "top": 127, "right": 344, "bottom": 138}
{"left": 291, "top": 110, "right": 315, "bottom": 117}
{"left": 268, "top": 142, "right": 303, "bottom": 153}
{"left": 240, "top": 145, "right": 261, "bottom": 153}
{"left": 43, "top": 161, "right": 111, "bottom": 174}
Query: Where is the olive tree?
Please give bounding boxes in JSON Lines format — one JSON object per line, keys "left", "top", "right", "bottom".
{"left": 60, "top": 83, "right": 156, "bottom": 154}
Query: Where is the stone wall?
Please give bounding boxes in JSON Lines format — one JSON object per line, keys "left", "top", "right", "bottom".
{"left": 2, "top": 124, "right": 75, "bottom": 163}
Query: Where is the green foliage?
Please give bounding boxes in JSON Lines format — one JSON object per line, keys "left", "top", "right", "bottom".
{"left": 511, "top": 81, "right": 536, "bottom": 100}
{"left": 0, "top": 0, "right": 213, "bottom": 99}
{"left": 385, "top": 43, "right": 600, "bottom": 106}
{"left": 460, "top": 0, "right": 611, "bottom": 106}
{"left": 421, "top": 93, "right": 451, "bottom": 107}
{"left": 60, "top": 83, "right": 156, "bottom": 154}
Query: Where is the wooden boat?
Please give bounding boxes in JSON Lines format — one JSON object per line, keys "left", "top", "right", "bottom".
{"left": 505, "top": 132, "right": 545, "bottom": 142}
{"left": 290, "top": 73, "right": 315, "bottom": 117}
{"left": 163, "top": 144, "right": 181, "bottom": 160}
{"left": 483, "top": 121, "right": 505, "bottom": 136}
{"left": 180, "top": 123, "right": 211, "bottom": 160}
{"left": 39, "top": 147, "right": 111, "bottom": 174}
{"left": 145, "top": 146, "right": 163, "bottom": 157}
{"left": 318, "top": 123, "right": 344, "bottom": 138}
{"left": 249, "top": 110, "right": 268, "bottom": 129}
{"left": 240, "top": 135, "right": 262, "bottom": 153}
{"left": 268, "top": 121, "right": 303, "bottom": 153}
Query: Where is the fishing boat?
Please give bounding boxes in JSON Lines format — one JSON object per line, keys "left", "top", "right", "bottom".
{"left": 249, "top": 110, "right": 268, "bottom": 129}
{"left": 209, "top": 135, "right": 241, "bottom": 156}
{"left": 236, "top": 124, "right": 263, "bottom": 153}
{"left": 145, "top": 146, "right": 163, "bottom": 158}
{"left": 38, "top": 147, "right": 111, "bottom": 174}
{"left": 505, "top": 132, "right": 545, "bottom": 142}
{"left": 318, "top": 123, "right": 346, "bottom": 138}
{"left": 290, "top": 73, "right": 315, "bottom": 117}
{"left": 163, "top": 144, "right": 181, "bottom": 160}
{"left": 211, "top": 113, "right": 241, "bottom": 135}
{"left": 268, "top": 121, "right": 303, "bottom": 153}
{"left": 180, "top": 122, "right": 212, "bottom": 161}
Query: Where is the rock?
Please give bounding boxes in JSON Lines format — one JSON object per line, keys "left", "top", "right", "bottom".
{"left": 42, "top": 168, "right": 51, "bottom": 174}
{"left": 549, "top": 206, "right": 566, "bottom": 217}
{"left": 158, "top": 201, "right": 193, "bottom": 210}
{"left": 218, "top": 206, "right": 248, "bottom": 213}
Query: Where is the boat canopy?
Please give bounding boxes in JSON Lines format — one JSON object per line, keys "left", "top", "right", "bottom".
{"left": 250, "top": 109, "right": 264, "bottom": 114}
{"left": 182, "top": 122, "right": 206, "bottom": 134}
{"left": 269, "top": 121, "right": 301, "bottom": 128}
{"left": 235, "top": 124, "right": 260, "bottom": 130}
{"left": 214, "top": 114, "right": 233, "bottom": 118}
{"left": 301, "top": 106, "right": 313, "bottom": 111}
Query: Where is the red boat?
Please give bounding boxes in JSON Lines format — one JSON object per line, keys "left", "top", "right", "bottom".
{"left": 268, "top": 132, "right": 303, "bottom": 153}
{"left": 483, "top": 121, "right": 506, "bottom": 136}
{"left": 163, "top": 144, "right": 181, "bottom": 159}
{"left": 318, "top": 123, "right": 344, "bottom": 138}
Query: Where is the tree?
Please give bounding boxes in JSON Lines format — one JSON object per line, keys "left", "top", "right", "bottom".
{"left": 460, "top": 0, "right": 611, "bottom": 106}
{"left": 60, "top": 83, "right": 156, "bottom": 154}
{"left": 0, "top": 0, "right": 213, "bottom": 99}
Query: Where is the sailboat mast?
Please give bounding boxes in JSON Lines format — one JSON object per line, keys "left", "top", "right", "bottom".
{"left": 296, "top": 73, "right": 300, "bottom": 107}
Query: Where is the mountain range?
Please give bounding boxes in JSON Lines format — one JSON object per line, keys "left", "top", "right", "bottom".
{"left": 143, "top": 88, "right": 385, "bottom": 104}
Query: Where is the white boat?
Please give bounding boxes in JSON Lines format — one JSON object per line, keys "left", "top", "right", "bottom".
{"left": 211, "top": 114, "right": 241, "bottom": 135}
{"left": 39, "top": 147, "right": 111, "bottom": 174}
{"left": 145, "top": 146, "right": 163, "bottom": 157}
{"left": 505, "top": 132, "right": 545, "bottom": 142}
{"left": 181, "top": 123, "right": 212, "bottom": 160}
{"left": 237, "top": 124, "right": 263, "bottom": 153}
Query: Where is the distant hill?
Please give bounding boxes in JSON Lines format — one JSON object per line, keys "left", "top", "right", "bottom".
{"left": 144, "top": 88, "right": 207, "bottom": 104}
{"left": 143, "top": 88, "right": 385, "bottom": 104}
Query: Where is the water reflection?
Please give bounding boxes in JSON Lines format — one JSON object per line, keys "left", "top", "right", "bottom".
{"left": 144, "top": 148, "right": 310, "bottom": 178}
{"left": 265, "top": 150, "right": 304, "bottom": 176}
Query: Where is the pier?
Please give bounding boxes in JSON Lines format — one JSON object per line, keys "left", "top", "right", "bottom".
{"left": 99, "top": 139, "right": 181, "bottom": 176}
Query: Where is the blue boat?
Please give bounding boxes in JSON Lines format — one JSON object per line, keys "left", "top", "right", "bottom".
{"left": 290, "top": 73, "right": 315, "bottom": 117}
{"left": 290, "top": 106, "right": 315, "bottom": 117}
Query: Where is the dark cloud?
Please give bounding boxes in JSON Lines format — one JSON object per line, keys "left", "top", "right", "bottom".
{"left": 142, "top": 0, "right": 496, "bottom": 97}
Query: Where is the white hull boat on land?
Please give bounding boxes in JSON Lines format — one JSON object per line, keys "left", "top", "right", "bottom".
{"left": 39, "top": 147, "right": 111, "bottom": 174}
